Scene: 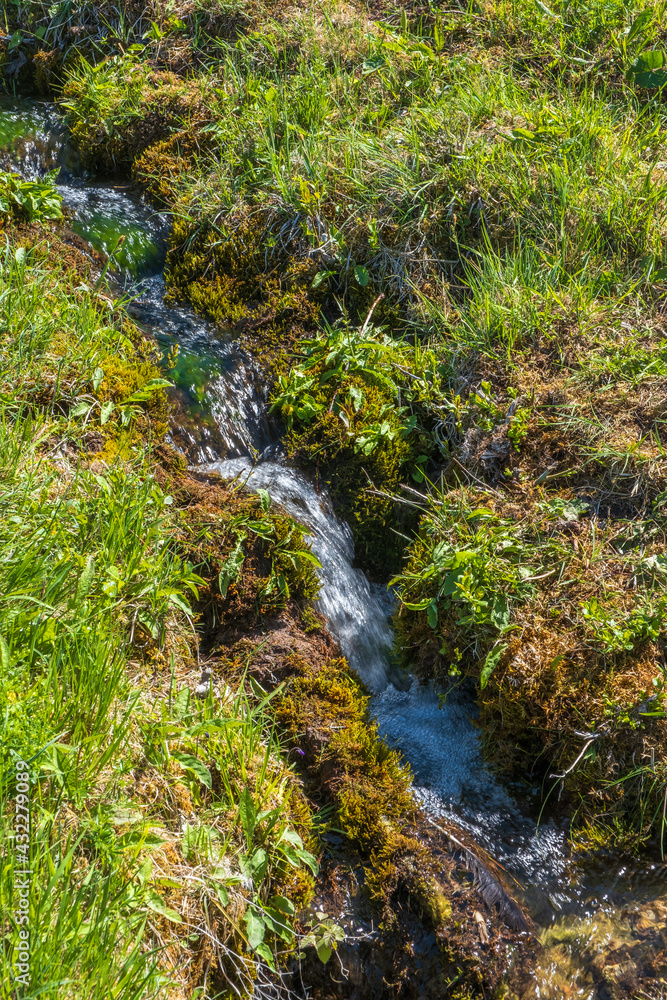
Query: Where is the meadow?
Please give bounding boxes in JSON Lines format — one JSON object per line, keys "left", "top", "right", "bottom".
{"left": 2, "top": 0, "right": 667, "bottom": 996}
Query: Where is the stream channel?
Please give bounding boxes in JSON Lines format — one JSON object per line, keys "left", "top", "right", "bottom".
{"left": 3, "top": 96, "right": 667, "bottom": 999}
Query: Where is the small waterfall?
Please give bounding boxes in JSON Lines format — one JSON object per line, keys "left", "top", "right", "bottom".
{"left": 0, "top": 99, "right": 274, "bottom": 466}
{"left": 131, "top": 276, "right": 276, "bottom": 464}
{"left": 204, "top": 457, "right": 394, "bottom": 693}
{"left": 203, "top": 456, "right": 572, "bottom": 917}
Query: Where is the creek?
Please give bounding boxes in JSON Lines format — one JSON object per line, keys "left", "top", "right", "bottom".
{"left": 3, "top": 96, "right": 666, "bottom": 1000}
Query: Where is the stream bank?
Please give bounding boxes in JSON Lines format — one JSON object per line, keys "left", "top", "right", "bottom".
{"left": 0, "top": 98, "right": 539, "bottom": 1000}
{"left": 3, "top": 6, "right": 667, "bottom": 994}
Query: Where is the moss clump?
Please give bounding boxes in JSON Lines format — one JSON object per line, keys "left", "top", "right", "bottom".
{"left": 166, "top": 219, "right": 422, "bottom": 575}
{"left": 274, "top": 654, "right": 453, "bottom": 928}
{"left": 33, "top": 48, "right": 64, "bottom": 94}
{"left": 161, "top": 470, "right": 321, "bottom": 631}
{"left": 165, "top": 215, "right": 322, "bottom": 349}
{"left": 61, "top": 56, "right": 212, "bottom": 175}
{"left": 392, "top": 483, "right": 667, "bottom": 848}
{"left": 300, "top": 605, "right": 324, "bottom": 634}
{"left": 133, "top": 131, "right": 205, "bottom": 207}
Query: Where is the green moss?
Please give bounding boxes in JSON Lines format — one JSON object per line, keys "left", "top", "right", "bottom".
{"left": 165, "top": 216, "right": 322, "bottom": 348}
{"left": 61, "top": 56, "right": 211, "bottom": 176}
{"left": 299, "top": 606, "right": 323, "bottom": 634}
{"left": 133, "top": 131, "right": 202, "bottom": 207}
{"left": 172, "top": 475, "right": 321, "bottom": 627}
{"left": 33, "top": 48, "right": 63, "bottom": 95}
{"left": 273, "top": 654, "right": 452, "bottom": 927}
{"left": 267, "top": 513, "right": 320, "bottom": 602}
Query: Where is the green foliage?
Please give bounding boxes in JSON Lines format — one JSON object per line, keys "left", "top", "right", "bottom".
{"left": 196, "top": 483, "right": 321, "bottom": 609}
{"left": 394, "top": 482, "right": 667, "bottom": 678}
{"left": 0, "top": 169, "right": 62, "bottom": 221}
{"left": 627, "top": 49, "right": 667, "bottom": 89}
{"left": 0, "top": 245, "right": 170, "bottom": 439}
{"left": 0, "top": 811, "right": 164, "bottom": 1000}
{"left": 581, "top": 595, "right": 666, "bottom": 653}
{"left": 299, "top": 911, "right": 345, "bottom": 965}
{"left": 272, "top": 316, "right": 431, "bottom": 456}
{"left": 392, "top": 494, "right": 539, "bottom": 658}
{"left": 0, "top": 245, "right": 327, "bottom": 997}
{"left": 272, "top": 315, "right": 460, "bottom": 572}
{"left": 60, "top": 54, "right": 148, "bottom": 169}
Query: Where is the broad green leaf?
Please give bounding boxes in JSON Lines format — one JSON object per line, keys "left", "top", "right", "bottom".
{"left": 245, "top": 907, "right": 266, "bottom": 949}
{"left": 172, "top": 752, "right": 212, "bottom": 789}
{"left": 480, "top": 643, "right": 508, "bottom": 690}
{"left": 249, "top": 675, "right": 268, "bottom": 699}
{"left": 280, "top": 828, "right": 303, "bottom": 848}
{"left": 146, "top": 890, "right": 182, "bottom": 923}
{"left": 250, "top": 847, "right": 268, "bottom": 879}
{"left": 255, "top": 942, "right": 276, "bottom": 970}
{"left": 353, "top": 264, "right": 370, "bottom": 287}
{"left": 269, "top": 895, "right": 295, "bottom": 917}
{"left": 100, "top": 400, "right": 114, "bottom": 424}
{"left": 174, "top": 686, "right": 190, "bottom": 718}
{"left": 136, "top": 858, "right": 153, "bottom": 887}
{"left": 316, "top": 941, "right": 333, "bottom": 963}
{"left": 634, "top": 49, "right": 666, "bottom": 71}
{"left": 295, "top": 846, "right": 319, "bottom": 875}
{"left": 362, "top": 54, "right": 386, "bottom": 74}
{"left": 348, "top": 385, "right": 364, "bottom": 412}
{"left": 312, "top": 269, "right": 334, "bottom": 288}
{"left": 118, "top": 830, "right": 165, "bottom": 850}
{"left": 629, "top": 50, "right": 667, "bottom": 88}
{"left": 71, "top": 400, "right": 91, "bottom": 418}
{"left": 490, "top": 594, "right": 510, "bottom": 630}
{"left": 140, "top": 377, "right": 174, "bottom": 391}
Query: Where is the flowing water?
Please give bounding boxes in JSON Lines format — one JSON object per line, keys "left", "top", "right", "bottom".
{"left": 3, "top": 97, "right": 667, "bottom": 999}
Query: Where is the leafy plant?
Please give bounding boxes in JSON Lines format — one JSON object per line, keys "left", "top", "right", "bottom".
{"left": 0, "top": 169, "right": 62, "bottom": 221}
{"left": 299, "top": 910, "right": 345, "bottom": 964}
{"left": 627, "top": 50, "right": 667, "bottom": 89}
{"left": 392, "top": 494, "right": 540, "bottom": 656}
{"left": 581, "top": 596, "right": 665, "bottom": 653}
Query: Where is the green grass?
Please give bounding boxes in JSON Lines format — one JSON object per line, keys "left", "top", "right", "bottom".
{"left": 3, "top": 0, "right": 667, "bottom": 907}
{"left": 29, "top": 0, "right": 667, "bottom": 843}
{"left": 0, "top": 246, "right": 324, "bottom": 998}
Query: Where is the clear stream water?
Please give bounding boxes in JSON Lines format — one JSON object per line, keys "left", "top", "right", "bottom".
{"left": 3, "top": 97, "right": 666, "bottom": 999}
